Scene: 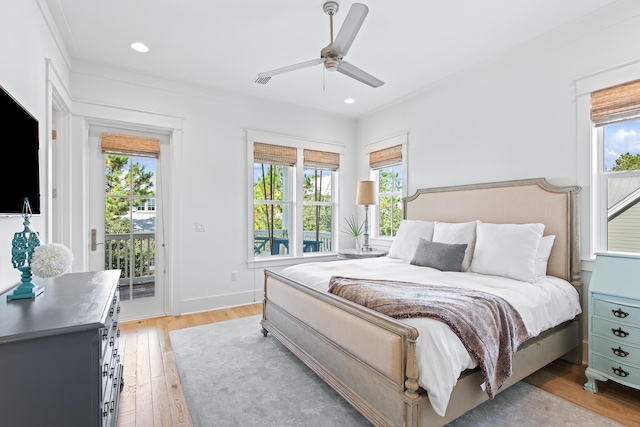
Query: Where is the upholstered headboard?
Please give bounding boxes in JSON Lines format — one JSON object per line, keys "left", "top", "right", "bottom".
{"left": 404, "top": 178, "right": 581, "bottom": 287}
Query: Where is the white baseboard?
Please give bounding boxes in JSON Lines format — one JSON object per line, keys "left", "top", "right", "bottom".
{"left": 179, "top": 289, "right": 262, "bottom": 316}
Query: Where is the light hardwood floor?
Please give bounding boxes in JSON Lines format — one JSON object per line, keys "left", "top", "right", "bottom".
{"left": 116, "top": 303, "right": 640, "bottom": 427}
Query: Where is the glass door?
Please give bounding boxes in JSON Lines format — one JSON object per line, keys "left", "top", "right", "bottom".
{"left": 88, "top": 125, "right": 165, "bottom": 320}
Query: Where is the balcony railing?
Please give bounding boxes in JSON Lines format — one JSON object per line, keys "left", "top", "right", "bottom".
{"left": 104, "top": 233, "right": 156, "bottom": 291}
{"left": 254, "top": 230, "right": 332, "bottom": 256}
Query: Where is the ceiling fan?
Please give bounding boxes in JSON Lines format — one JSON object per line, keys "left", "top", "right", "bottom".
{"left": 253, "top": 2, "right": 384, "bottom": 88}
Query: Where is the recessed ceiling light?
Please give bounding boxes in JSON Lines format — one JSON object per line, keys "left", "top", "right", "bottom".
{"left": 130, "top": 42, "right": 149, "bottom": 53}
{"left": 344, "top": 98, "right": 355, "bottom": 104}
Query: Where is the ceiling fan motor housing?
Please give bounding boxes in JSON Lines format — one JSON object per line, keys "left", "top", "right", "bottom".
{"left": 323, "top": 1, "right": 339, "bottom": 16}
{"left": 325, "top": 56, "right": 340, "bottom": 71}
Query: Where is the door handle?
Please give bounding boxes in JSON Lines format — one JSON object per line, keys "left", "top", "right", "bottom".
{"left": 91, "top": 229, "right": 104, "bottom": 251}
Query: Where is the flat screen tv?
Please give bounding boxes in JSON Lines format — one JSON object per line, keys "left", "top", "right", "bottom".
{"left": 0, "top": 85, "right": 40, "bottom": 216}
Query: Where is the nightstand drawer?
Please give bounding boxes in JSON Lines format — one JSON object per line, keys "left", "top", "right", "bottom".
{"left": 592, "top": 317, "right": 640, "bottom": 346}
{"left": 590, "top": 353, "right": 640, "bottom": 388}
{"left": 591, "top": 335, "right": 640, "bottom": 365}
{"left": 594, "top": 298, "right": 640, "bottom": 325}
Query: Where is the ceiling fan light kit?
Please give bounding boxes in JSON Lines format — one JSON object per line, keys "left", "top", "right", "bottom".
{"left": 254, "top": 1, "right": 384, "bottom": 88}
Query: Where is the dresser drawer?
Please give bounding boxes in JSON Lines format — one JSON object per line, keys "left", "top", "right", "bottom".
{"left": 592, "top": 317, "right": 640, "bottom": 346}
{"left": 101, "top": 344, "right": 121, "bottom": 398}
{"left": 594, "top": 298, "right": 640, "bottom": 325}
{"left": 590, "top": 353, "right": 640, "bottom": 388}
{"left": 591, "top": 335, "right": 640, "bottom": 365}
{"left": 101, "top": 293, "right": 121, "bottom": 358}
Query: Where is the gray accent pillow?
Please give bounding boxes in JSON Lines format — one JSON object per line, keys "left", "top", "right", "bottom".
{"left": 410, "top": 238, "right": 468, "bottom": 271}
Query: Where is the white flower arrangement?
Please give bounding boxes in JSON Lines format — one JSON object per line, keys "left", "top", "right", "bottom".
{"left": 30, "top": 243, "right": 74, "bottom": 278}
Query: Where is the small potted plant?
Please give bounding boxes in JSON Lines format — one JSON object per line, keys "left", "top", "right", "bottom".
{"left": 340, "top": 215, "right": 365, "bottom": 252}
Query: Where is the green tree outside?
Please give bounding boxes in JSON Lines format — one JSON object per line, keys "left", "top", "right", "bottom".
{"left": 104, "top": 154, "right": 156, "bottom": 280}
{"left": 253, "top": 165, "right": 332, "bottom": 254}
{"left": 378, "top": 167, "right": 402, "bottom": 237}
{"left": 610, "top": 152, "right": 640, "bottom": 172}
{"left": 303, "top": 170, "right": 332, "bottom": 251}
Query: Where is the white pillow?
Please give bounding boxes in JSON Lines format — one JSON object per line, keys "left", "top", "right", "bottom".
{"left": 536, "top": 235, "right": 556, "bottom": 277}
{"left": 432, "top": 221, "right": 478, "bottom": 271}
{"left": 469, "top": 222, "right": 545, "bottom": 283}
{"left": 387, "top": 220, "right": 435, "bottom": 261}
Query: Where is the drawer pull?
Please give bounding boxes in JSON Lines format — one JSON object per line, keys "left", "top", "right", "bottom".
{"left": 612, "top": 308, "right": 629, "bottom": 318}
{"left": 103, "top": 363, "right": 109, "bottom": 377}
{"left": 612, "top": 346, "right": 630, "bottom": 357}
{"left": 612, "top": 366, "right": 629, "bottom": 378}
{"left": 612, "top": 327, "right": 629, "bottom": 338}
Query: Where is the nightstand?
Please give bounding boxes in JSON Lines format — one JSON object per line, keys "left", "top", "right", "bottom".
{"left": 584, "top": 252, "right": 640, "bottom": 394}
{"left": 337, "top": 249, "right": 388, "bottom": 260}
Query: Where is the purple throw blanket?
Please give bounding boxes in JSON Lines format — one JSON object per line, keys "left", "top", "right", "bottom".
{"left": 327, "top": 276, "right": 531, "bottom": 399}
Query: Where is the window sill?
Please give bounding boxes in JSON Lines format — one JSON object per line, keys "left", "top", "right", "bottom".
{"left": 247, "top": 252, "right": 338, "bottom": 269}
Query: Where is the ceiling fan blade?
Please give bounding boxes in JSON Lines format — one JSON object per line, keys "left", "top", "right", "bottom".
{"left": 254, "top": 58, "right": 324, "bottom": 84}
{"left": 331, "top": 3, "right": 368, "bottom": 57}
{"left": 336, "top": 61, "right": 384, "bottom": 88}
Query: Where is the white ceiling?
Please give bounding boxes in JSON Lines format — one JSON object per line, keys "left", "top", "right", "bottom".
{"left": 45, "top": 0, "right": 620, "bottom": 118}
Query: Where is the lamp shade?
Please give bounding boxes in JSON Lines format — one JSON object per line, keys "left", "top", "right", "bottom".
{"left": 356, "top": 180, "right": 377, "bottom": 205}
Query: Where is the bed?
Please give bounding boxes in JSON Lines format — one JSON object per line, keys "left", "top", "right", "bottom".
{"left": 260, "top": 178, "right": 582, "bottom": 427}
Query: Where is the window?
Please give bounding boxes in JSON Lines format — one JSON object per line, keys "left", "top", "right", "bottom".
{"left": 591, "top": 79, "right": 640, "bottom": 254}
{"left": 303, "top": 150, "right": 339, "bottom": 253}
{"left": 251, "top": 136, "right": 340, "bottom": 259}
{"left": 368, "top": 139, "right": 406, "bottom": 237}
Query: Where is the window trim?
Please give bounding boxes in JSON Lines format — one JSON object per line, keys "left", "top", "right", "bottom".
{"left": 576, "top": 59, "right": 640, "bottom": 260}
{"left": 247, "top": 130, "right": 344, "bottom": 264}
{"left": 364, "top": 132, "right": 408, "bottom": 240}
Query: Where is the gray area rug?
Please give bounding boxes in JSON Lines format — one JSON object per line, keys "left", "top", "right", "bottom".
{"left": 170, "top": 315, "right": 622, "bottom": 427}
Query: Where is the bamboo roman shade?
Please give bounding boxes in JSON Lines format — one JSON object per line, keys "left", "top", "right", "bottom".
{"left": 254, "top": 142, "right": 297, "bottom": 166}
{"left": 591, "top": 79, "right": 640, "bottom": 127}
{"left": 101, "top": 133, "right": 160, "bottom": 158}
{"left": 303, "top": 149, "right": 340, "bottom": 171}
{"left": 369, "top": 144, "right": 402, "bottom": 170}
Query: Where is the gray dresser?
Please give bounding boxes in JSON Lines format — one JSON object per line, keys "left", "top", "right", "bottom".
{"left": 0, "top": 270, "right": 123, "bottom": 427}
{"left": 584, "top": 253, "right": 640, "bottom": 393}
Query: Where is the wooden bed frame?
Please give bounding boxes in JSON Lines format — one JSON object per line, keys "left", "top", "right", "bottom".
{"left": 261, "top": 178, "right": 582, "bottom": 427}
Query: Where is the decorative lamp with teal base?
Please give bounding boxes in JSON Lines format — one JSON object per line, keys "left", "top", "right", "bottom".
{"left": 7, "top": 197, "right": 42, "bottom": 300}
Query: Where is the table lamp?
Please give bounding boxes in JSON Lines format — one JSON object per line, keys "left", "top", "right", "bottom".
{"left": 356, "top": 180, "right": 377, "bottom": 252}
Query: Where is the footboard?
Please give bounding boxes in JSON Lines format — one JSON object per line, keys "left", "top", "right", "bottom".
{"left": 262, "top": 269, "right": 424, "bottom": 427}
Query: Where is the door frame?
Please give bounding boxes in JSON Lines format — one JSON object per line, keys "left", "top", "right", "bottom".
{"left": 88, "top": 123, "right": 170, "bottom": 320}
{"left": 73, "top": 107, "right": 183, "bottom": 320}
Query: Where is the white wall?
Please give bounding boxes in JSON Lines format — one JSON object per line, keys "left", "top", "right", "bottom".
{"left": 0, "top": 1, "right": 357, "bottom": 313}
{"left": 68, "top": 62, "right": 357, "bottom": 316}
{"left": 356, "top": 0, "right": 640, "bottom": 355}
{"left": 358, "top": 1, "right": 640, "bottom": 243}
{"left": 0, "top": 0, "right": 70, "bottom": 294}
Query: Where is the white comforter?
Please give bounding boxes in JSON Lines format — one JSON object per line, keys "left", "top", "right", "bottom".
{"left": 279, "top": 256, "right": 581, "bottom": 416}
